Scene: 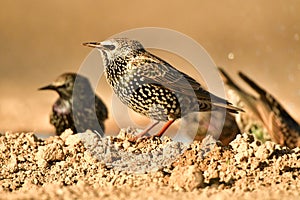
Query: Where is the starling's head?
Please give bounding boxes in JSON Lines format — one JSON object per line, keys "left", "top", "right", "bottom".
{"left": 83, "top": 38, "right": 145, "bottom": 65}
{"left": 39, "top": 73, "right": 92, "bottom": 99}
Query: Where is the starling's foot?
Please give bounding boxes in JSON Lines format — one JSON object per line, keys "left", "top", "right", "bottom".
{"left": 128, "top": 131, "right": 151, "bottom": 142}
{"left": 155, "top": 119, "right": 175, "bottom": 137}
{"left": 129, "top": 120, "right": 176, "bottom": 142}
{"left": 129, "top": 133, "right": 161, "bottom": 142}
{"left": 128, "top": 121, "right": 160, "bottom": 142}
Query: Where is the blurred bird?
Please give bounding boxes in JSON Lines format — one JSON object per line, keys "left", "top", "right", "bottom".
{"left": 83, "top": 38, "right": 243, "bottom": 138}
{"left": 218, "top": 68, "right": 267, "bottom": 135}
{"left": 182, "top": 111, "right": 241, "bottom": 146}
{"left": 39, "top": 73, "right": 108, "bottom": 136}
{"left": 238, "top": 72, "right": 300, "bottom": 148}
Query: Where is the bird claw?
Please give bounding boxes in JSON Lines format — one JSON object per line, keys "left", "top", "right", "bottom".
{"left": 128, "top": 133, "right": 160, "bottom": 143}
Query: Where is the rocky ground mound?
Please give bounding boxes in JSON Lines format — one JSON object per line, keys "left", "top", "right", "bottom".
{"left": 0, "top": 128, "right": 299, "bottom": 199}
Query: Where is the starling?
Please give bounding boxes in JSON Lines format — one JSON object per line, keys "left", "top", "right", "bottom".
{"left": 218, "top": 67, "right": 266, "bottom": 134}
{"left": 238, "top": 72, "right": 300, "bottom": 148}
{"left": 83, "top": 38, "right": 243, "bottom": 138}
{"left": 39, "top": 73, "right": 108, "bottom": 136}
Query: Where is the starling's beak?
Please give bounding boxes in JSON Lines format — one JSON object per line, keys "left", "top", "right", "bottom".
{"left": 82, "top": 42, "right": 103, "bottom": 49}
{"left": 38, "top": 84, "right": 57, "bottom": 91}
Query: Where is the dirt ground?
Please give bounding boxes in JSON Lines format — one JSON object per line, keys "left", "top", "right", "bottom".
{"left": 0, "top": 128, "right": 299, "bottom": 200}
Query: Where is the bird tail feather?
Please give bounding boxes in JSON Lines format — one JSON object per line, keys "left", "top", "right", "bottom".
{"left": 238, "top": 72, "right": 266, "bottom": 96}
{"left": 212, "top": 102, "right": 245, "bottom": 114}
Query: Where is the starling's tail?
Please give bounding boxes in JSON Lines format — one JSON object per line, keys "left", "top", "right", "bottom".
{"left": 212, "top": 102, "right": 244, "bottom": 114}
{"left": 208, "top": 90, "right": 244, "bottom": 114}
{"left": 238, "top": 72, "right": 266, "bottom": 96}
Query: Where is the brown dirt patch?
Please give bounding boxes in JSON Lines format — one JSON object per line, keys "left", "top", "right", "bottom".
{"left": 0, "top": 129, "right": 299, "bottom": 199}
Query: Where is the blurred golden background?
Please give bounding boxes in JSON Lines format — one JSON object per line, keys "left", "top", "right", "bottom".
{"left": 0, "top": 0, "right": 299, "bottom": 134}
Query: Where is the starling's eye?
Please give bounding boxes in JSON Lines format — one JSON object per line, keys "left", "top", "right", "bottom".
{"left": 103, "top": 44, "right": 115, "bottom": 50}
{"left": 63, "top": 82, "right": 71, "bottom": 88}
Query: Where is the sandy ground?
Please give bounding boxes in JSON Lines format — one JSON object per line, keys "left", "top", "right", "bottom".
{"left": 0, "top": 128, "right": 299, "bottom": 200}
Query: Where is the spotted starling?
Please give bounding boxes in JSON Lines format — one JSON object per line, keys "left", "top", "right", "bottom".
{"left": 238, "top": 72, "right": 300, "bottom": 148}
{"left": 39, "top": 73, "right": 108, "bottom": 136}
{"left": 83, "top": 38, "right": 243, "bottom": 137}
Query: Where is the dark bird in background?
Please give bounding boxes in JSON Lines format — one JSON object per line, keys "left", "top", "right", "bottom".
{"left": 39, "top": 73, "right": 108, "bottom": 136}
{"left": 238, "top": 72, "right": 300, "bottom": 148}
{"left": 83, "top": 38, "right": 243, "bottom": 138}
{"left": 219, "top": 67, "right": 300, "bottom": 148}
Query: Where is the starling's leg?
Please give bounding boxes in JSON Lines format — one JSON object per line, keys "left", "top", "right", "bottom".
{"left": 132, "top": 121, "right": 160, "bottom": 139}
{"left": 155, "top": 119, "right": 175, "bottom": 137}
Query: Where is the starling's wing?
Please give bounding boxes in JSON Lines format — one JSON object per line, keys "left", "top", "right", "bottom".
{"left": 239, "top": 72, "right": 300, "bottom": 148}
{"left": 131, "top": 52, "right": 243, "bottom": 113}
{"left": 258, "top": 94, "right": 300, "bottom": 148}
{"left": 131, "top": 53, "right": 203, "bottom": 92}
{"left": 95, "top": 95, "right": 108, "bottom": 121}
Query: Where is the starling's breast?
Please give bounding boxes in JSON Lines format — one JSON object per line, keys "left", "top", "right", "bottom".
{"left": 53, "top": 99, "right": 71, "bottom": 115}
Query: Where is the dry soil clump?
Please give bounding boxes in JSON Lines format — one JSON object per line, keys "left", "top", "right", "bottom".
{"left": 0, "top": 128, "right": 299, "bottom": 199}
